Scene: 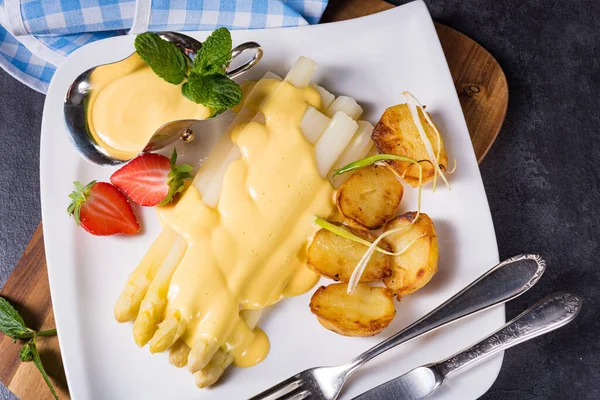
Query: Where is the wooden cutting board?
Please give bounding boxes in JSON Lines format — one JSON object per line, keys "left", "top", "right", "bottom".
{"left": 0, "top": 1, "right": 508, "bottom": 398}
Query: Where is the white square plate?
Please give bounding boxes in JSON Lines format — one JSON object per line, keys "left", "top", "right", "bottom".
{"left": 40, "top": 1, "right": 502, "bottom": 399}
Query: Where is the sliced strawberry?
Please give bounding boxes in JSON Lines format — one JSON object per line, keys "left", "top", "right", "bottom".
{"left": 67, "top": 181, "right": 139, "bottom": 236}
{"left": 110, "top": 149, "right": 193, "bottom": 207}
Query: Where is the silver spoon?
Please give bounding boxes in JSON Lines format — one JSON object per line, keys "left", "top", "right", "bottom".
{"left": 64, "top": 32, "right": 262, "bottom": 166}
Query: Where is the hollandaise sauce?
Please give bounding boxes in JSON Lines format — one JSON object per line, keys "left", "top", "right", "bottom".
{"left": 87, "top": 53, "right": 211, "bottom": 161}
{"left": 157, "top": 78, "right": 336, "bottom": 366}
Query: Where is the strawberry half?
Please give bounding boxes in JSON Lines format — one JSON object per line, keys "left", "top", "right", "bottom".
{"left": 67, "top": 181, "right": 139, "bottom": 235}
{"left": 110, "top": 149, "right": 194, "bottom": 207}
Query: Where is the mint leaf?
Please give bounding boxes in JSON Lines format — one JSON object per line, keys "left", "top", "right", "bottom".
{"left": 182, "top": 71, "right": 212, "bottom": 104}
{"left": 135, "top": 32, "right": 188, "bottom": 85}
{"left": 183, "top": 72, "right": 242, "bottom": 112}
{"left": 205, "top": 74, "right": 243, "bottom": 109}
{"left": 193, "top": 27, "right": 232, "bottom": 73}
{"left": 0, "top": 297, "right": 34, "bottom": 340}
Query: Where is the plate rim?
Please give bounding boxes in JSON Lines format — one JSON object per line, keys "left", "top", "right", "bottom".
{"left": 40, "top": 1, "right": 504, "bottom": 398}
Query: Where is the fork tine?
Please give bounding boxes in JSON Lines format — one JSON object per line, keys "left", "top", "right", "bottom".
{"left": 248, "top": 377, "right": 303, "bottom": 400}
{"left": 277, "top": 386, "right": 311, "bottom": 400}
{"left": 278, "top": 387, "right": 311, "bottom": 400}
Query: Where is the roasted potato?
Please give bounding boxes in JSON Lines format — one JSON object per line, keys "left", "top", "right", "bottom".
{"left": 383, "top": 212, "right": 439, "bottom": 297}
{"left": 336, "top": 164, "right": 403, "bottom": 230}
{"left": 372, "top": 104, "right": 448, "bottom": 187}
{"left": 307, "top": 227, "right": 392, "bottom": 282}
{"left": 310, "top": 283, "right": 395, "bottom": 337}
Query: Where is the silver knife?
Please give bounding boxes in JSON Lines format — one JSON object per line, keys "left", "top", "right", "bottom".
{"left": 353, "top": 292, "right": 582, "bottom": 400}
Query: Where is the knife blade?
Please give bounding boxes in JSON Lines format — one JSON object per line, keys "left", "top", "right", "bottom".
{"left": 352, "top": 366, "right": 442, "bottom": 400}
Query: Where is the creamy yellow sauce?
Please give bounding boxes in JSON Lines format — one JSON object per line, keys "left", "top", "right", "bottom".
{"left": 156, "top": 79, "right": 335, "bottom": 366}
{"left": 87, "top": 53, "right": 211, "bottom": 160}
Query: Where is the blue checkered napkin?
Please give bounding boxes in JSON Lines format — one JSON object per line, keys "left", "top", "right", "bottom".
{"left": 0, "top": 0, "right": 328, "bottom": 93}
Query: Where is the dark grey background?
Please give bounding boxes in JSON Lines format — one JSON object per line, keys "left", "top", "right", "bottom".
{"left": 1, "top": 0, "right": 598, "bottom": 398}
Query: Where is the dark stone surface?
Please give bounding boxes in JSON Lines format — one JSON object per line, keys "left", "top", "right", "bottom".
{"left": 0, "top": 0, "right": 599, "bottom": 398}
{"left": 0, "top": 69, "right": 44, "bottom": 400}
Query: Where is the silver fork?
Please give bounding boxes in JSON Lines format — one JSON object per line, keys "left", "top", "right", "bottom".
{"left": 249, "top": 254, "right": 546, "bottom": 400}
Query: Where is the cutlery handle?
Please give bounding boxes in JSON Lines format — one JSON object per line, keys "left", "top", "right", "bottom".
{"left": 436, "top": 292, "right": 581, "bottom": 378}
{"left": 347, "top": 254, "right": 546, "bottom": 371}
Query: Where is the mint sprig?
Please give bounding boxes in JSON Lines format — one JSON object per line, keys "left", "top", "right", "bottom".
{"left": 0, "top": 296, "right": 58, "bottom": 399}
{"left": 135, "top": 28, "right": 242, "bottom": 115}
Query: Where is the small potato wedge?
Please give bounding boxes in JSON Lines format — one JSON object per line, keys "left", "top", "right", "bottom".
{"left": 307, "top": 227, "right": 392, "bottom": 282}
{"left": 383, "top": 212, "right": 439, "bottom": 297}
{"left": 372, "top": 104, "right": 448, "bottom": 187}
{"left": 336, "top": 164, "right": 403, "bottom": 230}
{"left": 310, "top": 283, "right": 395, "bottom": 337}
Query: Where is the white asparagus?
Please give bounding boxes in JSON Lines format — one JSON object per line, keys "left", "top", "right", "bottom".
{"left": 329, "top": 120, "right": 375, "bottom": 187}
{"left": 200, "top": 145, "right": 242, "bottom": 208}
{"left": 285, "top": 56, "right": 317, "bottom": 88}
{"left": 114, "top": 227, "right": 178, "bottom": 322}
{"left": 188, "top": 339, "right": 220, "bottom": 373}
{"left": 132, "top": 237, "right": 186, "bottom": 346}
{"left": 169, "top": 340, "right": 190, "bottom": 368}
{"left": 327, "top": 95, "right": 363, "bottom": 120}
{"left": 310, "top": 83, "right": 335, "bottom": 108}
{"left": 300, "top": 106, "right": 331, "bottom": 144}
{"left": 194, "top": 310, "right": 262, "bottom": 388}
{"left": 149, "top": 309, "right": 187, "bottom": 353}
{"left": 315, "top": 111, "right": 359, "bottom": 177}
{"left": 195, "top": 349, "right": 232, "bottom": 388}
{"left": 262, "top": 71, "right": 282, "bottom": 80}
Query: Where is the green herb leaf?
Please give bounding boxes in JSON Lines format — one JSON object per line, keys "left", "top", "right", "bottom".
{"left": 193, "top": 27, "right": 232, "bottom": 73}
{"left": 205, "top": 74, "right": 243, "bottom": 110}
{"left": 314, "top": 218, "right": 397, "bottom": 255}
{"left": 19, "top": 341, "right": 34, "bottom": 362}
{"left": 135, "top": 32, "right": 189, "bottom": 85}
{"left": 0, "top": 297, "right": 34, "bottom": 340}
{"left": 333, "top": 154, "right": 427, "bottom": 177}
{"left": 183, "top": 72, "right": 242, "bottom": 112}
{"left": 29, "top": 339, "right": 58, "bottom": 400}
{"left": 182, "top": 71, "right": 212, "bottom": 104}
